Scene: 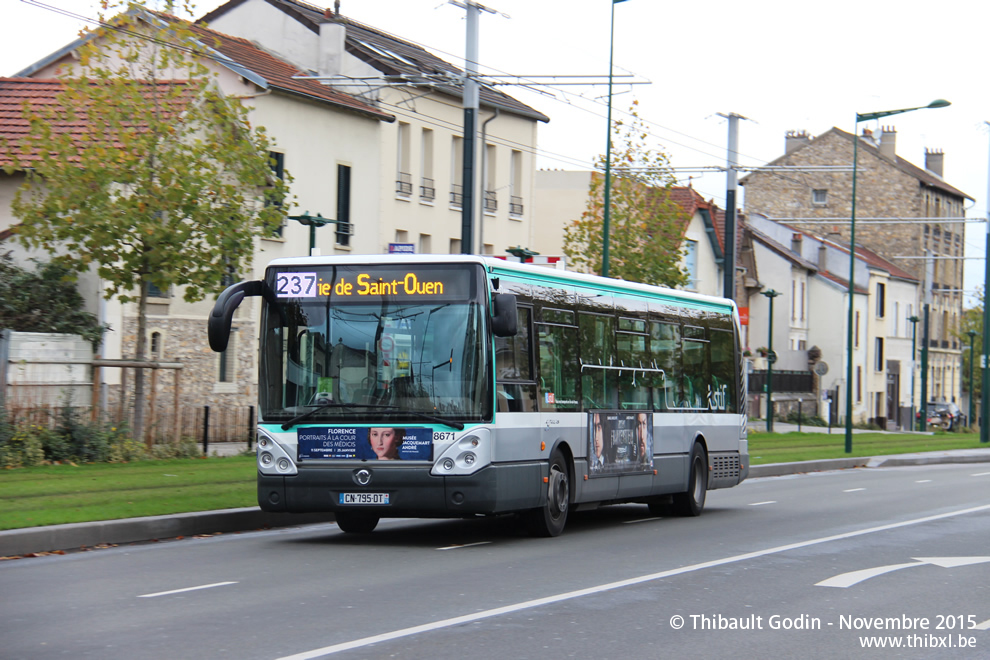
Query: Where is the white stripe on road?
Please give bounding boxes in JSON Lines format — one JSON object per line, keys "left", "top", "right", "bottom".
{"left": 623, "top": 517, "right": 663, "bottom": 524}
{"left": 138, "top": 582, "right": 237, "bottom": 598}
{"left": 975, "top": 618, "right": 990, "bottom": 630}
{"left": 916, "top": 480, "right": 932, "bottom": 484}
{"left": 275, "top": 503, "right": 990, "bottom": 660}
{"left": 749, "top": 501, "right": 776, "bottom": 506}
{"left": 973, "top": 472, "right": 990, "bottom": 477}
{"left": 843, "top": 488, "right": 866, "bottom": 492}
{"left": 436, "top": 542, "right": 491, "bottom": 551}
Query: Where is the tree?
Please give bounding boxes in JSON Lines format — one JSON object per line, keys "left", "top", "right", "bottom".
{"left": 0, "top": 252, "right": 106, "bottom": 348}
{"left": 563, "top": 102, "right": 689, "bottom": 287}
{"left": 4, "top": 2, "right": 290, "bottom": 437}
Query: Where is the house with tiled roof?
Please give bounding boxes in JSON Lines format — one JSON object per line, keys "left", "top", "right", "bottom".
{"left": 201, "top": 0, "right": 549, "bottom": 256}
{"left": 533, "top": 170, "right": 726, "bottom": 297}
{"left": 744, "top": 212, "right": 922, "bottom": 427}
{"left": 741, "top": 126, "right": 967, "bottom": 420}
{"left": 4, "top": 7, "right": 395, "bottom": 414}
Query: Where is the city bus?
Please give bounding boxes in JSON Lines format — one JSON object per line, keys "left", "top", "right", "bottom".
{"left": 208, "top": 254, "right": 748, "bottom": 536}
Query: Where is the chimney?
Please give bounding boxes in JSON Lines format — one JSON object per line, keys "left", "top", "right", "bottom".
{"left": 791, "top": 232, "right": 803, "bottom": 256}
{"left": 318, "top": 21, "right": 346, "bottom": 77}
{"left": 785, "top": 130, "right": 810, "bottom": 154}
{"left": 925, "top": 148, "right": 944, "bottom": 177}
{"left": 818, "top": 244, "right": 827, "bottom": 271}
{"left": 879, "top": 126, "right": 897, "bottom": 160}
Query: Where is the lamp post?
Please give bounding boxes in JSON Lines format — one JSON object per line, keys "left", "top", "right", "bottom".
{"left": 761, "top": 288, "right": 781, "bottom": 432}
{"left": 288, "top": 212, "right": 337, "bottom": 255}
{"left": 601, "top": 0, "right": 629, "bottom": 278}
{"left": 968, "top": 329, "right": 977, "bottom": 428}
{"left": 908, "top": 314, "right": 919, "bottom": 430}
{"left": 844, "top": 99, "right": 950, "bottom": 453}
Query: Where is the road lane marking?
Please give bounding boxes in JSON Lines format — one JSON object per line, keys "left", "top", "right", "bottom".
{"left": 916, "top": 480, "right": 932, "bottom": 483}
{"left": 275, "top": 503, "right": 990, "bottom": 659}
{"left": 748, "top": 501, "right": 776, "bottom": 506}
{"left": 973, "top": 472, "right": 990, "bottom": 477}
{"left": 437, "top": 542, "right": 491, "bottom": 551}
{"left": 624, "top": 517, "right": 663, "bottom": 524}
{"left": 138, "top": 581, "right": 237, "bottom": 598}
{"left": 843, "top": 488, "right": 865, "bottom": 492}
{"left": 816, "top": 557, "right": 990, "bottom": 588}
{"left": 975, "top": 618, "right": 990, "bottom": 630}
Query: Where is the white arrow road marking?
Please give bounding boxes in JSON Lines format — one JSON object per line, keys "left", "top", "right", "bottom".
{"left": 817, "top": 557, "right": 990, "bottom": 588}
{"left": 975, "top": 618, "right": 990, "bottom": 630}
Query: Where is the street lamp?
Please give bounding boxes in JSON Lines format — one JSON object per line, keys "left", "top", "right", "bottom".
{"left": 908, "top": 314, "right": 919, "bottom": 430}
{"left": 288, "top": 212, "right": 338, "bottom": 255}
{"left": 844, "top": 99, "right": 950, "bottom": 453}
{"left": 601, "top": 0, "right": 629, "bottom": 278}
{"left": 968, "top": 329, "right": 977, "bottom": 428}
{"left": 761, "top": 288, "right": 781, "bottom": 432}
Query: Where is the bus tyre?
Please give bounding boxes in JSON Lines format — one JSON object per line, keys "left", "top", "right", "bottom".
{"left": 527, "top": 449, "right": 570, "bottom": 537}
{"left": 335, "top": 512, "right": 380, "bottom": 534}
{"left": 672, "top": 443, "right": 707, "bottom": 517}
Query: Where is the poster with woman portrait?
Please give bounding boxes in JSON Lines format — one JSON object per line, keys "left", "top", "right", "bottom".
{"left": 298, "top": 427, "right": 433, "bottom": 461}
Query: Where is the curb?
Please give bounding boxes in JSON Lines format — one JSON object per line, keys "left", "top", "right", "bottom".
{"left": 0, "top": 509, "right": 334, "bottom": 558}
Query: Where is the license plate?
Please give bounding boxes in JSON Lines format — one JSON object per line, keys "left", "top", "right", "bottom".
{"left": 339, "top": 492, "right": 389, "bottom": 505}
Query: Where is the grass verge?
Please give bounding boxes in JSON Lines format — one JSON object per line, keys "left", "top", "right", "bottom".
{"left": 749, "top": 430, "right": 989, "bottom": 464}
{"left": 0, "top": 456, "right": 256, "bottom": 530}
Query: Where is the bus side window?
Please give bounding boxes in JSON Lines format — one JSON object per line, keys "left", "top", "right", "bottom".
{"left": 537, "top": 323, "right": 579, "bottom": 412}
{"left": 616, "top": 321, "right": 649, "bottom": 409}
{"left": 709, "top": 329, "right": 736, "bottom": 412}
{"left": 578, "top": 312, "right": 617, "bottom": 410}
{"left": 650, "top": 321, "right": 681, "bottom": 411}
{"left": 495, "top": 306, "right": 537, "bottom": 412}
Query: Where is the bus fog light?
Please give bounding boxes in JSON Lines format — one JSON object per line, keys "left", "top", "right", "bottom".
{"left": 260, "top": 451, "right": 274, "bottom": 467}
{"left": 463, "top": 452, "right": 476, "bottom": 466}
{"left": 277, "top": 457, "right": 290, "bottom": 471}
{"left": 442, "top": 458, "right": 454, "bottom": 471}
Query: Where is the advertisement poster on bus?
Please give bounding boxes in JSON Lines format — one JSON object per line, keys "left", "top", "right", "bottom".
{"left": 588, "top": 411, "right": 653, "bottom": 476}
{"left": 298, "top": 427, "right": 433, "bottom": 461}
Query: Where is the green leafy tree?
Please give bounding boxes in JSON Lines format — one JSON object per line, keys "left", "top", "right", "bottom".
{"left": 4, "top": 2, "right": 290, "bottom": 436}
{"left": 563, "top": 102, "right": 689, "bottom": 287}
{"left": 0, "top": 252, "right": 106, "bottom": 347}
{"left": 959, "top": 293, "right": 984, "bottom": 401}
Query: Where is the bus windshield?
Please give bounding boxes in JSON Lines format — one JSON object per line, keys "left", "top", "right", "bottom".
{"left": 259, "top": 263, "right": 491, "bottom": 424}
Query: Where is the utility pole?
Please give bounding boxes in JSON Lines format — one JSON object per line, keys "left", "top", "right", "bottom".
{"left": 460, "top": 1, "right": 480, "bottom": 254}
{"left": 718, "top": 112, "right": 746, "bottom": 302}
{"left": 920, "top": 252, "right": 933, "bottom": 431}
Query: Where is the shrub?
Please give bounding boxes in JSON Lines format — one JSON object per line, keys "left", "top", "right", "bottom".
{"left": 0, "top": 424, "right": 45, "bottom": 468}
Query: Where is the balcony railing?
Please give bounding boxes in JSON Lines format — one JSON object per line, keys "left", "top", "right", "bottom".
{"left": 483, "top": 190, "right": 497, "bottom": 213}
{"left": 509, "top": 195, "right": 524, "bottom": 216}
{"left": 420, "top": 176, "right": 435, "bottom": 201}
{"left": 395, "top": 172, "right": 412, "bottom": 196}
{"left": 449, "top": 184, "right": 463, "bottom": 208}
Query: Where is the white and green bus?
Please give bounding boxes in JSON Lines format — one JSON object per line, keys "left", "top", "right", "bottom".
{"left": 208, "top": 255, "right": 748, "bottom": 536}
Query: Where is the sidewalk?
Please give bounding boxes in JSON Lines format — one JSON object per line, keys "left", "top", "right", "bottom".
{"left": 2, "top": 445, "right": 989, "bottom": 558}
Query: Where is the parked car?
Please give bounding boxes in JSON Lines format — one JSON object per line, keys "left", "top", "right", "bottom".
{"left": 918, "top": 401, "right": 963, "bottom": 431}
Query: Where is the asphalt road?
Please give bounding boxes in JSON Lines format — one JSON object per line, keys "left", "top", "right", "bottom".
{"left": 1, "top": 462, "right": 989, "bottom": 659}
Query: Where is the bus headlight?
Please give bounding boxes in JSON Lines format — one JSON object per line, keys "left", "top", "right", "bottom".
{"left": 257, "top": 428, "right": 298, "bottom": 476}
{"left": 431, "top": 428, "right": 491, "bottom": 476}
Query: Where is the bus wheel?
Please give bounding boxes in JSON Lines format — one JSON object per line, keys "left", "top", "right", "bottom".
{"left": 335, "top": 512, "right": 380, "bottom": 533}
{"left": 527, "top": 449, "right": 570, "bottom": 537}
{"left": 671, "top": 443, "right": 707, "bottom": 517}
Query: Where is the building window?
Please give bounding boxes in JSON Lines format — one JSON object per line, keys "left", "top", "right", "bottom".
{"left": 875, "top": 337, "right": 884, "bottom": 371}
{"left": 218, "top": 331, "right": 236, "bottom": 383}
{"left": 146, "top": 281, "right": 170, "bottom": 299}
{"left": 150, "top": 331, "right": 162, "bottom": 359}
{"left": 683, "top": 239, "right": 698, "bottom": 290}
{"left": 396, "top": 122, "right": 411, "bottom": 197}
{"left": 268, "top": 151, "right": 286, "bottom": 238}
{"left": 420, "top": 128, "right": 435, "bottom": 202}
{"left": 855, "top": 311, "right": 860, "bottom": 348}
{"left": 876, "top": 282, "right": 886, "bottom": 318}
{"left": 856, "top": 365, "right": 862, "bottom": 402}
{"left": 419, "top": 233, "right": 431, "bottom": 254}
{"left": 450, "top": 136, "right": 463, "bottom": 209}
{"left": 336, "top": 164, "right": 352, "bottom": 246}
{"left": 812, "top": 189, "right": 827, "bottom": 206}
{"left": 510, "top": 150, "right": 524, "bottom": 217}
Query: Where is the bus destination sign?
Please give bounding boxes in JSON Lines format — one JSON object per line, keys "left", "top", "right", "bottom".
{"left": 273, "top": 267, "right": 471, "bottom": 302}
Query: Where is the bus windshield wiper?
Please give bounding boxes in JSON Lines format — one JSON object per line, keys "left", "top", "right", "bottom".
{"left": 281, "top": 403, "right": 464, "bottom": 431}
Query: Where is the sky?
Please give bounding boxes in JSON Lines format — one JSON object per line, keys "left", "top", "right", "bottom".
{"left": 5, "top": 0, "right": 990, "bottom": 303}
